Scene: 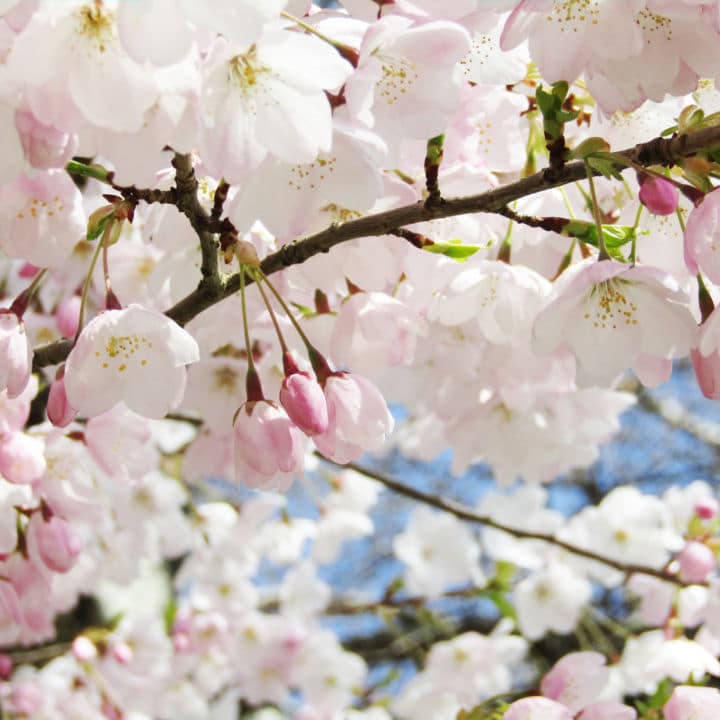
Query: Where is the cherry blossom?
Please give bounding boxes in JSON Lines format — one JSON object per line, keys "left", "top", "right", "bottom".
{"left": 533, "top": 259, "right": 697, "bottom": 387}
{"left": 199, "top": 32, "right": 352, "bottom": 183}
{"left": 0, "top": 311, "right": 31, "bottom": 399}
{"left": 684, "top": 188, "right": 720, "bottom": 283}
{"left": 3, "top": 1, "right": 720, "bottom": 716}
{"left": 313, "top": 372, "right": 394, "bottom": 463}
{"left": 7, "top": 1, "right": 159, "bottom": 132}
{"left": 393, "top": 506, "right": 484, "bottom": 596}
{"left": 64, "top": 304, "right": 200, "bottom": 419}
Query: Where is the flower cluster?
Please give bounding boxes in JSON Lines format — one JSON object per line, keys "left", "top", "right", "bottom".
{"left": 0, "top": 0, "right": 720, "bottom": 718}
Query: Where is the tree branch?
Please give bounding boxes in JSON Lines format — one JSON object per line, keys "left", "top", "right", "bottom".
{"left": 333, "top": 460, "right": 700, "bottom": 588}
{"left": 35, "top": 124, "right": 720, "bottom": 366}
{"left": 171, "top": 153, "right": 220, "bottom": 286}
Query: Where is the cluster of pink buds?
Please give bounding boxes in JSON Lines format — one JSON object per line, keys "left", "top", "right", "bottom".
{"left": 232, "top": 252, "right": 393, "bottom": 492}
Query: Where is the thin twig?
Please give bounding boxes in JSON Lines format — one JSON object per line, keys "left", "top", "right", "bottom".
{"left": 329, "top": 459, "right": 701, "bottom": 587}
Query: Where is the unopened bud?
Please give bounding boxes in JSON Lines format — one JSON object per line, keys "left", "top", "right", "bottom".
{"left": 638, "top": 174, "right": 678, "bottom": 216}
{"left": 235, "top": 240, "right": 260, "bottom": 268}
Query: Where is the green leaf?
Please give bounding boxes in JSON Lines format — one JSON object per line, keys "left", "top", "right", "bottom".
{"left": 163, "top": 596, "right": 177, "bottom": 635}
{"left": 493, "top": 560, "right": 518, "bottom": 589}
{"left": 106, "top": 612, "right": 124, "bottom": 632}
{"left": 644, "top": 678, "right": 675, "bottom": 709}
{"left": 587, "top": 154, "right": 625, "bottom": 181}
{"left": 535, "top": 86, "right": 556, "bottom": 116}
{"left": 555, "top": 109, "right": 579, "bottom": 124}
{"left": 424, "top": 241, "right": 482, "bottom": 261}
{"left": 572, "top": 137, "right": 611, "bottom": 159}
{"left": 86, "top": 214, "right": 113, "bottom": 242}
{"left": 563, "top": 220, "right": 637, "bottom": 248}
{"left": 66, "top": 159, "right": 111, "bottom": 184}
{"left": 425, "top": 134, "right": 445, "bottom": 165}
{"left": 485, "top": 589, "right": 517, "bottom": 621}
{"left": 551, "top": 80, "right": 570, "bottom": 102}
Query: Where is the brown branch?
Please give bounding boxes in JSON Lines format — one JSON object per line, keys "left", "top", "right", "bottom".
{"left": 34, "top": 124, "right": 720, "bottom": 366}
{"left": 171, "top": 153, "right": 220, "bottom": 285}
{"left": 332, "top": 460, "right": 701, "bottom": 588}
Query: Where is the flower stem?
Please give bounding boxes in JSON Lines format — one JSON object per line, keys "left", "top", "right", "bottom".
{"left": 256, "top": 269, "right": 316, "bottom": 353}
{"left": 240, "top": 265, "right": 264, "bottom": 403}
{"left": 584, "top": 160, "right": 609, "bottom": 261}
{"left": 74, "top": 237, "right": 106, "bottom": 343}
{"left": 65, "top": 160, "right": 112, "bottom": 184}
{"left": 254, "top": 273, "right": 289, "bottom": 355}
{"left": 239, "top": 266, "right": 255, "bottom": 374}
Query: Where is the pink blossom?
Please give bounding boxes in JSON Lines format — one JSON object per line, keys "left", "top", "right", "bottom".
{"left": 503, "top": 696, "right": 573, "bottom": 720}
{"left": 314, "top": 373, "right": 394, "bottom": 464}
{"left": 0, "top": 376, "right": 37, "bottom": 435}
{"left": 0, "top": 652, "right": 12, "bottom": 680}
{"left": 695, "top": 497, "right": 719, "bottom": 520}
{"left": 533, "top": 259, "right": 696, "bottom": 387}
{"left": 684, "top": 188, "right": 720, "bottom": 283}
{"left": 639, "top": 175, "right": 679, "bottom": 216}
{"left": 0, "top": 311, "right": 31, "bottom": 399}
{"left": 280, "top": 371, "right": 329, "bottom": 437}
{"left": 4, "top": 681, "right": 43, "bottom": 716}
{"left": 199, "top": 32, "right": 352, "bottom": 183}
{"left": 55, "top": 295, "right": 81, "bottom": 339}
{"left": 691, "top": 347, "right": 720, "bottom": 401}
{"left": 14, "top": 108, "right": 77, "bottom": 169}
{"left": 26, "top": 513, "right": 82, "bottom": 573}
{"left": 47, "top": 367, "right": 76, "bottom": 428}
{"left": 541, "top": 652, "right": 608, "bottom": 712}
{"left": 677, "top": 541, "right": 715, "bottom": 583}
{"left": 663, "top": 686, "right": 720, "bottom": 720}
{"left": 64, "top": 304, "right": 200, "bottom": 419}
{"left": 344, "top": 15, "right": 470, "bottom": 148}
{"left": 330, "top": 291, "right": 418, "bottom": 374}
{"left": 233, "top": 401, "right": 306, "bottom": 492}
{"left": 0, "top": 431, "right": 45, "bottom": 484}
{"left": 578, "top": 700, "right": 636, "bottom": 720}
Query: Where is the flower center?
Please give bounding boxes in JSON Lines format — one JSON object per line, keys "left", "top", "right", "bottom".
{"left": 584, "top": 280, "right": 638, "bottom": 330}
{"left": 375, "top": 55, "right": 418, "bottom": 105}
{"left": 76, "top": 3, "right": 115, "bottom": 54}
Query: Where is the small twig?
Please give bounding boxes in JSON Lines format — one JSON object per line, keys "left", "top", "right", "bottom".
{"left": 327, "top": 459, "right": 702, "bottom": 587}
{"left": 171, "top": 153, "right": 220, "bottom": 286}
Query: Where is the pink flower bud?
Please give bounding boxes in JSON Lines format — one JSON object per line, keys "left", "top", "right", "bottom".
{"left": 0, "top": 652, "right": 12, "bottom": 680}
{"left": 233, "top": 401, "right": 306, "bottom": 492}
{"left": 110, "top": 642, "right": 133, "bottom": 665}
{"left": 55, "top": 295, "right": 81, "bottom": 339}
{"left": 677, "top": 541, "right": 715, "bottom": 583}
{"left": 695, "top": 497, "right": 719, "bottom": 520}
{"left": 27, "top": 513, "right": 82, "bottom": 573}
{"left": 0, "top": 311, "right": 31, "bottom": 399}
{"left": 72, "top": 636, "right": 97, "bottom": 661}
{"left": 280, "top": 371, "right": 329, "bottom": 436}
{"left": 47, "top": 367, "right": 77, "bottom": 428}
{"left": 18, "top": 263, "right": 40, "bottom": 279}
{"left": 314, "top": 372, "right": 393, "bottom": 464}
{"left": 638, "top": 174, "right": 678, "bottom": 215}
